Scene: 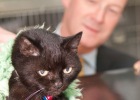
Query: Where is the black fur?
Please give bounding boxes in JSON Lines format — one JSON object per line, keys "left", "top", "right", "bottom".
{"left": 8, "top": 28, "right": 82, "bottom": 100}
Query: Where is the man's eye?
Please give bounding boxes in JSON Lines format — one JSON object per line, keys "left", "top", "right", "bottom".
{"left": 108, "top": 8, "right": 121, "bottom": 15}
{"left": 38, "top": 70, "right": 49, "bottom": 76}
{"left": 63, "top": 67, "right": 72, "bottom": 74}
{"left": 88, "top": 0, "right": 98, "bottom": 4}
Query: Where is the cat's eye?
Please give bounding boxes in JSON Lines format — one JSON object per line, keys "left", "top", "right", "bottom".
{"left": 38, "top": 70, "right": 49, "bottom": 76}
{"left": 63, "top": 67, "right": 72, "bottom": 74}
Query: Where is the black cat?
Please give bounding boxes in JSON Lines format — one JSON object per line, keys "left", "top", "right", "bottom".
{"left": 8, "top": 28, "right": 82, "bottom": 100}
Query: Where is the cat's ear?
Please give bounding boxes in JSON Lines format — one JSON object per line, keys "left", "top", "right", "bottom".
{"left": 19, "top": 37, "right": 40, "bottom": 56}
{"left": 63, "top": 32, "right": 82, "bottom": 52}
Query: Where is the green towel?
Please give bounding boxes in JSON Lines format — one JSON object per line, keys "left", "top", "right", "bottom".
{"left": 0, "top": 40, "right": 14, "bottom": 100}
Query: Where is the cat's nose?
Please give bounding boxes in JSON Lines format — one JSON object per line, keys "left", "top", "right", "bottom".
{"left": 54, "top": 81, "right": 63, "bottom": 89}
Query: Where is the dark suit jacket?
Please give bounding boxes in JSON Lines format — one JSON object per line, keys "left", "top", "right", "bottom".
{"left": 96, "top": 45, "right": 137, "bottom": 72}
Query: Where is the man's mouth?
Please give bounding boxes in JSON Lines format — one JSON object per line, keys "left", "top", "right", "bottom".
{"left": 83, "top": 24, "right": 99, "bottom": 33}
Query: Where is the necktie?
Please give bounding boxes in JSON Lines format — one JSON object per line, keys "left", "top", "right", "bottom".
{"left": 78, "top": 58, "right": 85, "bottom": 77}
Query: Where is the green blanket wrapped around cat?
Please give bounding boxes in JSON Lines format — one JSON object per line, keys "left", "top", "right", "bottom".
{"left": 0, "top": 40, "right": 14, "bottom": 100}
{"left": 0, "top": 36, "right": 82, "bottom": 100}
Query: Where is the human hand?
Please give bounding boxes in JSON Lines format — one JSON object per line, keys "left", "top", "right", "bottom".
{"left": 134, "top": 60, "right": 140, "bottom": 75}
{"left": 0, "top": 27, "right": 16, "bottom": 43}
{"left": 0, "top": 27, "right": 16, "bottom": 52}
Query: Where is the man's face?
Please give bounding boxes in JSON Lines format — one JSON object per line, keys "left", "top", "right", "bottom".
{"left": 61, "top": 0, "right": 127, "bottom": 50}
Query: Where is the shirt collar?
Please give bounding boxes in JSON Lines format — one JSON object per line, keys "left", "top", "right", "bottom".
{"left": 81, "top": 49, "right": 97, "bottom": 68}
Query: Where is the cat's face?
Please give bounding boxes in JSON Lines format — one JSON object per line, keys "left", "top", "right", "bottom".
{"left": 12, "top": 28, "right": 82, "bottom": 96}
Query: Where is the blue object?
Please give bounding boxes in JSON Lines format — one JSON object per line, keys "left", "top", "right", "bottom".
{"left": 42, "top": 96, "right": 48, "bottom": 100}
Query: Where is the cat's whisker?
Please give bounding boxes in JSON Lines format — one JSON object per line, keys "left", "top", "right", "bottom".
{"left": 35, "top": 89, "right": 44, "bottom": 100}
{"left": 25, "top": 88, "right": 44, "bottom": 100}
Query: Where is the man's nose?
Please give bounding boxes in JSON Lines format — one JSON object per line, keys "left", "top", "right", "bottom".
{"left": 92, "top": 6, "right": 105, "bottom": 24}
